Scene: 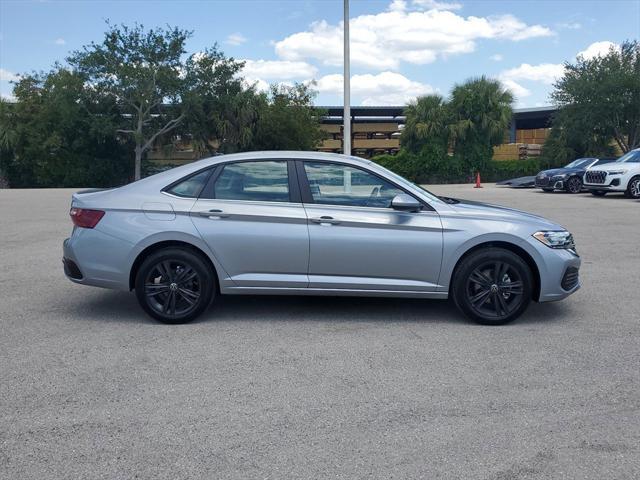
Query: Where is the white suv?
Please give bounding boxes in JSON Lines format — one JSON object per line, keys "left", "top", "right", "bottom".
{"left": 584, "top": 148, "right": 640, "bottom": 198}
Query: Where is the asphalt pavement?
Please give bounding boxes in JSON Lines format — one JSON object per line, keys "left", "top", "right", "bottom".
{"left": 1, "top": 185, "right": 638, "bottom": 479}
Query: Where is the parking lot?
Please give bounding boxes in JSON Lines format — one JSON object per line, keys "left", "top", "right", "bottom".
{"left": 1, "top": 185, "right": 639, "bottom": 479}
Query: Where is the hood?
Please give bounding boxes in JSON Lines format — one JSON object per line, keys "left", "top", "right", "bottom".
{"left": 448, "top": 198, "right": 562, "bottom": 230}
{"left": 587, "top": 163, "right": 637, "bottom": 173}
{"left": 538, "top": 167, "right": 582, "bottom": 177}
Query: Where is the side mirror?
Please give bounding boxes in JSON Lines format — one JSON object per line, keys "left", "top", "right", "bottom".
{"left": 391, "top": 194, "right": 422, "bottom": 212}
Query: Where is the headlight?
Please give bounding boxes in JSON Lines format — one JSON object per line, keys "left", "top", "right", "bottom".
{"left": 533, "top": 230, "right": 576, "bottom": 252}
{"left": 607, "top": 170, "right": 627, "bottom": 175}
{"left": 552, "top": 174, "right": 567, "bottom": 179}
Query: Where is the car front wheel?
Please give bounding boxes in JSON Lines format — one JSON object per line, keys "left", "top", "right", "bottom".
{"left": 452, "top": 248, "right": 533, "bottom": 325}
{"left": 625, "top": 176, "right": 640, "bottom": 199}
{"left": 566, "top": 176, "right": 582, "bottom": 193}
{"left": 135, "top": 248, "right": 215, "bottom": 324}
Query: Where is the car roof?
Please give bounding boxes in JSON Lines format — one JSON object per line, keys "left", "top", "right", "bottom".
{"left": 125, "top": 151, "right": 375, "bottom": 191}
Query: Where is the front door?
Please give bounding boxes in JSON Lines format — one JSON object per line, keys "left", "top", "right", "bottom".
{"left": 191, "top": 160, "right": 309, "bottom": 288}
{"left": 299, "top": 161, "right": 443, "bottom": 291}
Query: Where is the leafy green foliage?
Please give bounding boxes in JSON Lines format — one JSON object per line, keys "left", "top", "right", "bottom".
{"left": 448, "top": 76, "right": 514, "bottom": 171}
{"left": 551, "top": 40, "right": 640, "bottom": 153}
{"left": 248, "top": 83, "right": 325, "bottom": 151}
{"left": 1, "top": 69, "right": 131, "bottom": 188}
{"left": 401, "top": 94, "right": 449, "bottom": 154}
{"left": 374, "top": 150, "right": 561, "bottom": 185}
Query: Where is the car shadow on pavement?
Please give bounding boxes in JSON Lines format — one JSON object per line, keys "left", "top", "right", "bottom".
{"left": 71, "top": 289, "right": 572, "bottom": 326}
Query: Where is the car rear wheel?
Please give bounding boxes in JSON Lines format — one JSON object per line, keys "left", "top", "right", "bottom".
{"left": 624, "top": 176, "right": 640, "bottom": 199}
{"left": 590, "top": 190, "right": 607, "bottom": 197}
{"left": 452, "top": 248, "right": 533, "bottom": 325}
{"left": 565, "top": 176, "right": 582, "bottom": 193}
{"left": 135, "top": 248, "right": 215, "bottom": 324}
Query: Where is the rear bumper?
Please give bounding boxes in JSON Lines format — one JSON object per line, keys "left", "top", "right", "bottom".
{"left": 63, "top": 229, "right": 132, "bottom": 290}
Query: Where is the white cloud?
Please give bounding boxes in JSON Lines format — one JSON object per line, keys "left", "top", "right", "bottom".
{"left": 241, "top": 59, "right": 317, "bottom": 81}
{"left": 0, "top": 68, "right": 18, "bottom": 81}
{"left": 490, "top": 54, "right": 503, "bottom": 62}
{"left": 54, "top": 38, "right": 66, "bottom": 45}
{"left": 498, "top": 63, "right": 565, "bottom": 103}
{"left": 225, "top": 33, "right": 247, "bottom": 46}
{"left": 557, "top": 22, "right": 581, "bottom": 30}
{"left": 412, "top": 0, "right": 462, "bottom": 11}
{"left": 316, "top": 71, "right": 435, "bottom": 105}
{"left": 388, "top": 0, "right": 408, "bottom": 12}
{"left": 500, "top": 79, "right": 531, "bottom": 99}
{"left": 577, "top": 41, "right": 619, "bottom": 60}
{"left": 274, "top": 3, "right": 553, "bottom": 71}
{"left": 500, "top": 63, "right": 565, "bottom": 85}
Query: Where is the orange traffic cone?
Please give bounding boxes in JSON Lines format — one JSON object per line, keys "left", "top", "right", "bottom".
{"left": 474, "top": 171, "right": 483, "bottom": 188}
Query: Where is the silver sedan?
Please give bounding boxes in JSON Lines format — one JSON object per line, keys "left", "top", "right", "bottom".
{"left": 63, "top": 151, "right": 581, "bottom": 325}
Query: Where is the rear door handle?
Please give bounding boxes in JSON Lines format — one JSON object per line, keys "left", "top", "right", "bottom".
{"left": 310, "top": 216, "right": 341, "bottom": 225}
{"left": 198, "top": 209, "right": 229, "bottom": 218}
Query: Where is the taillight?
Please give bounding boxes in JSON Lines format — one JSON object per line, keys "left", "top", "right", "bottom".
{"left": 70, "top": 208, "right": 105, "bottom": 228}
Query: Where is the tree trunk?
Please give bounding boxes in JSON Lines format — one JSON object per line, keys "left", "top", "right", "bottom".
{"left": 134, "top": 146, "right": 142, "bottom": 181}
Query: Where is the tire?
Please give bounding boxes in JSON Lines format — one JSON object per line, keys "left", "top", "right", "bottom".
{"left": 590, "top": 190, "right": 607, "bottom": 197}
{"left": 135, "top": 248, "right": 215, "bottom": 324}
{"left": 452, "top": 248, "right": 533, "bottom": 325}
{"left": 565, "top": 176, "right": 582, "bottom": 194}
{"left": 624, "top": 176, "right": 640, "bottom": 199}
{"left": 542, "top": 188, "right": 554, "bottom": 192}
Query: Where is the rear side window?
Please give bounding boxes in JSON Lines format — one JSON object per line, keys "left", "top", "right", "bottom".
{"left": 213, "top": 161, "right": 290, "bottom": 202}
{"left": 166, "top": 169, "right": 211, "bottom": 198}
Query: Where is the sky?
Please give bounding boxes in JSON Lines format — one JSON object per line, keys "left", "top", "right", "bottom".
{"left": 1, "top": 0, "right": 639, "bottom": 108}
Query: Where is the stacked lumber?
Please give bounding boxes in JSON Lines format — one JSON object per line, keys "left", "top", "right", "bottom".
{"left": 515, "top": 128, "right": 550, "bottom": 145}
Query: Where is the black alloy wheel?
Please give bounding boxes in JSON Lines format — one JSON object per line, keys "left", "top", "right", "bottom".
{"left": 566, "top": 176, "right": 582, "bottom": 194}
{"left": 452, "top": 248, "right": 533, "bottom": 325}
{"left": 135, "top": 248, "right": 214, "bottom": 323}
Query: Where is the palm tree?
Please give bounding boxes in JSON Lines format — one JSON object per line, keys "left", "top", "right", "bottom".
{"left": 448, "top": 76, "right": 513, "bottom": 169}
{"left": 401, "top": 94, "right": 449, "bottom": 153}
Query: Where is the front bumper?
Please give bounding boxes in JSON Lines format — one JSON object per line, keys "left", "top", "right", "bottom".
{"left": 535, "top": 177, "right": 565, "bottom": 190}
{"left": 537, "top": 247, "right": 582, "bottom": 302}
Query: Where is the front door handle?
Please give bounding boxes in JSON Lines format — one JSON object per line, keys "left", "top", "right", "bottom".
{"left": 310, "top": 216, "right": 341, "bottom": 225}
{"left": 198, "top": 209, "right": 229, "bottom": 218}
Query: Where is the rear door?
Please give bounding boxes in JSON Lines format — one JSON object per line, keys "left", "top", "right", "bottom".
{"left": 190, "top": 160, "right": 309, "bottom": 288}
{"left": 298, "top": 160, "right": 443, "bottom": 292}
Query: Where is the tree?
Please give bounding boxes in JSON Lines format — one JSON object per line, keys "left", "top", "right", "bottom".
{"left": 69, "top": 23, "right": 191, "bottom": 180}
{"left": 1, "top": 68, "right": 130, "bottom": 187}
{"left": 448, "top": 76, "right": 513, "bottom": 170}
{"left": 248, "top": 83, "right": 325, "bottom": 151}
{"left": 401, "top": 94, "right": 449, "bottom": 154}
{"left": 541, "top": 108, "right": 616, "bottom": 164}
{"left": 181, "top": 49, "right": 256, "bottom": 155}
{"left": 552, "top": 40, "right": 640, "bottom": 153}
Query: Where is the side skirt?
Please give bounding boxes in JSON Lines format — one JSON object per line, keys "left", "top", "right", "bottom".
{"left": 220, "top": 286, "right": 448, "bottom": 299}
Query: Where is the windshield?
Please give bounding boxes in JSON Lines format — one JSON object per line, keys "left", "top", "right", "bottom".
{"left": 565, "top": 158, "right": 593, "bottom": 169}
{"left": 615, "top": 150, "right": 640, "bottom": 163}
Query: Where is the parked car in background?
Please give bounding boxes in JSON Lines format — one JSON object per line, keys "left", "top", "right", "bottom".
{"left": 583, "top": 148, "right": 640, "bottom": 198}
{"left": 535, "top": 158, "right": 616, "bottom": 193}
{"left": 63, "top": 151, "right": 581, "bottom": 326}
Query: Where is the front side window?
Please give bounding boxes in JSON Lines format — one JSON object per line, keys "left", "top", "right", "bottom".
{"left": 213, "top": 161, "right": 290, "bottom": 202}
{"left": 303, "top": 161, "right": 405, "bottom": 208}
{"left": 166, "top": 169, "right": 211, "bottom": 198}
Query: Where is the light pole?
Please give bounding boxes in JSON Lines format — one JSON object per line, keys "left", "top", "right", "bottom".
{"left": 343, "top": 0, "right": 351, "bottom": 156}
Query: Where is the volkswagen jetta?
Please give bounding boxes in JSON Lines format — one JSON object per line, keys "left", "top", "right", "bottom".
{"left": 63, "top": 151, "right": 581, "bottom": 325}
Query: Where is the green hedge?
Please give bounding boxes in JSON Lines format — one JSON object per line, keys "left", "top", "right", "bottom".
{"left": 372, "top": 151, "right": 563, "bottom": 184}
